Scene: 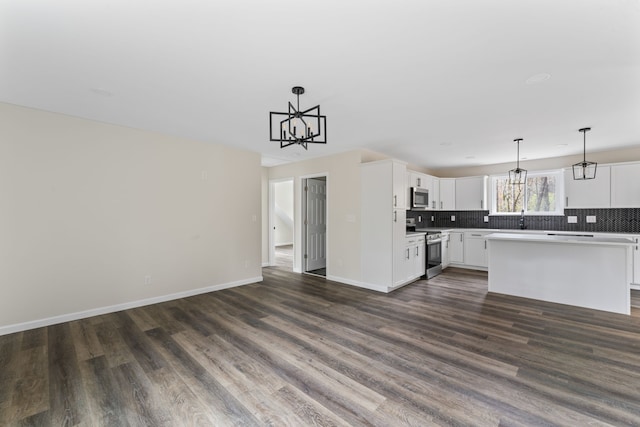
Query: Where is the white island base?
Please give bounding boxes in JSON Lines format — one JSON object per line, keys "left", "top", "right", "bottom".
{"left": 486, "top": 233, "right": 634, "bottom": 315}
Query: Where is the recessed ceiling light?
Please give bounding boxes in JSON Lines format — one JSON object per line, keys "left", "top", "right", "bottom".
{"left": 90, "top": 87, "right": 114, "bottom": 97}
{"left": 525, "top": 73, "right": 551, "bottom": 85}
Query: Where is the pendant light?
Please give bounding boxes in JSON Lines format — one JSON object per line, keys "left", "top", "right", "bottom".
{"left": 269, "top": 86, "right": 327, "bottom": 150}
{"left": 572, "top": 127, "right": 597, "bottom": 180}
{"left": 508, "top": 138, "right": 527, "bottom": 185}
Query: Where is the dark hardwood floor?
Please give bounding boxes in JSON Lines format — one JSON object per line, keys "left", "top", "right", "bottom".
{"left": 2, "top": 265, "right": 640, "bottom": 426}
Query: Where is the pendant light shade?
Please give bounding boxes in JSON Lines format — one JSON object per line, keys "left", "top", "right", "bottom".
{"left": 572, "top": 127, "right": 597, "bottom": 180}
{"left": 508, "top": 138, "right": 527, "bottom": 185}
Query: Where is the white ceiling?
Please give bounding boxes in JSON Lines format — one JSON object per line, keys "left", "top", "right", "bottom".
{"left": 2, "top": 0, "right": 639, "bottom": 169}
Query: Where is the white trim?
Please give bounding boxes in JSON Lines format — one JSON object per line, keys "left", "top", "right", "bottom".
{"left": 275, "top": 242, "right": 293, "bottom": 247}
{"left": 262, "top": 262, "right": 270, "bottom": 267}
{"left": 327, "top": 275, "right": 388, "bottom": 293}
{"left": 0, "top": 276, "right": 263, "bottom": 336}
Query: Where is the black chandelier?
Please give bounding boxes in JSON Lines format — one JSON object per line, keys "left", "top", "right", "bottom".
{"left": 572, "top": 127, "right": 597, "bottom": 180}
{"left": 269, "top": 86, "right": 327, "bottom": 149}
{"left": 508, "top": 138, "right": 527, "bottom": 185}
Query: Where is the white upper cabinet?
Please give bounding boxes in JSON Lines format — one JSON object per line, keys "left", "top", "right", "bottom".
{"left": 455, "top": 176, "right": 487, "bottom": 210}
{"left": 611, "top": 163, "right": 640, "bottom": 208}
{"left": 430, "top": 177, "right": 440, "bottom": 210}
{"left": 392, "top": 161, "right": 407, "bottom": 209}
{"left": 564, "top": 166, "right": 611, "bottom": 208}
{"left": 439, "top": 178, "right": 456, "bottom": 210}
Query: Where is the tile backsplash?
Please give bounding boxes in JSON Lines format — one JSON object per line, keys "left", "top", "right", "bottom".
{"left": 406, "top": 208, "right": 640, "bottom": 233}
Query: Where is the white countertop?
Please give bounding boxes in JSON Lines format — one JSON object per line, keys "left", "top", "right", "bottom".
{"left": 485, "top": 232, "right": 635, "bottom": 246}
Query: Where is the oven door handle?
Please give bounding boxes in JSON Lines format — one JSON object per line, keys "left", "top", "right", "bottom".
{"left": 427, "top": 239, "right": 442, "bottom": 245}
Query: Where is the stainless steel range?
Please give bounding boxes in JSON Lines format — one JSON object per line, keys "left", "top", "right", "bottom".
{"left": 425, "top": 232, "right": 443, "bottom": 279}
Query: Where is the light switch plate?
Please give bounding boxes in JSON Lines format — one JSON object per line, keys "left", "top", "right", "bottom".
{"left": 451, "top": 215, "right": 456, "bottom": 222}
{"left": 586, "top": 215, "right": 596, "bottom": 223}
{"left": 567, "top": 216, "right": 578, "bottom": 224}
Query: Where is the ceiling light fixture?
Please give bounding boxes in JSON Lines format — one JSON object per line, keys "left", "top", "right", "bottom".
{"left": 269, "top": 86, "right": 327, "bottom": 150}
{"left": 509, "top": 138, "right": 527, "bottom": 185}
{"left": 572, "top": 127, "right": 596, "bottom": 180}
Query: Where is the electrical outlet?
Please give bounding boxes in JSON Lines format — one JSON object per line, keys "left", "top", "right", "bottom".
{"left": 484, "top": 216, "right": 489, "bottom": 223}
{"left": 201, "top": 171, "right": 208, "bottom": 181}
{"left": 567, "top": 216, "right": 578, "bottom": 224}
{"left": 144, "top": 275, "right": 152, "bottom": 285}
{"left": 451, "top": 215, "right": 456, "bottom": 222}
{"left": 431, "top": 216, "right": 435, "bottom": 222}
{"left": 418, "top": 215, "right": 422, "bottom": 223}
{"left": 586, "top": 215, "right": 596, "bottom": 223}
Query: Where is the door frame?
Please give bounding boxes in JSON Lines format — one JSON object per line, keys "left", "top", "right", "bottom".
{"left": 300, "top": 173, "right": 328, "bottom": 274}
{"left": 268, "top": 177, "right": 294, "bottom": 267}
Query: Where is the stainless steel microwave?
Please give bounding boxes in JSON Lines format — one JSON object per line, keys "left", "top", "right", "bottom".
{"left": 411, "top": 187, "right": 429, "bottom": 210}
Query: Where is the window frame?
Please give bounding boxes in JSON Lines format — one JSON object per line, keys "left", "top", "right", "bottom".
{"left": 489, "top": 169, "right": 565, "bottom": 216}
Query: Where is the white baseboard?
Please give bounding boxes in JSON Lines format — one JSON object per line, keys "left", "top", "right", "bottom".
{"left": 0, "top": 276, "right": 263, "bottom": 336}
{"left": 326, "top": 275, "right": 388, "bottom": 293}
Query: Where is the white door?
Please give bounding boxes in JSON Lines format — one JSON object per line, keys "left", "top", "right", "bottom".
{"left": 305, "top": 178, "right": 327, "bottom": 271}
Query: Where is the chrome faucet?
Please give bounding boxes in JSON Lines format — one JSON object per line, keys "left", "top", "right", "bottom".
{"left": 519, "top": 209, "right": 526, "bottom": 229}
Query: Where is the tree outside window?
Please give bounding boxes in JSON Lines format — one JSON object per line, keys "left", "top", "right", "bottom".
{"left": 491, "top": 171, "right": 563, "bottom": 215}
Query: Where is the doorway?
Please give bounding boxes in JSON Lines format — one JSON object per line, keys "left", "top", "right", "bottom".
{"left": 302, "top": 176, "right": 327, "bottom": 276}
{"left": 269, "top": 178, "right": 294, "bottom": 271}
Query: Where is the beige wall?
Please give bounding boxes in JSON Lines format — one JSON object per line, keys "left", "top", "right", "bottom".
{"left": 0, "top": 103, "right": 262, "bottom": 332}
{"left": 267, "top": 150, "right": 363, "bottom": 283}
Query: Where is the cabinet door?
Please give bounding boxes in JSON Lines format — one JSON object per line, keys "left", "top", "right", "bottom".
{"left": 441, "top": 234, "right": 450, "bottom": 268}
{"left": 564, "top": 166, "right": 610, "bottom": 208}
{"left": 393, "top": 209, "right": 407, "bottom": 286}
{"left": 449, "top": 232, "right": 464, "bottom": 263}
{"left": 464, "top": 233, "right": 488, "bottom": 267}
{"left": 439, "top": 179, "right": 456, "bottom": 210}
{"left": 410, "top": 171, "right": 430, "bottom": 189}
{"left": 455, "top": 176, "right": 487, "bottom": 210}
{"left": 633, "top": 237, "right": 640, "bottom": 285}
{"left": 611, "top": 164, "right": 640, "bottom": 208}
{"left": 393, "top": 162, "right": 407, "bottom": 209}
{"left": 416, "top": 237, "right": 426, "bottom": 277}
{"left": 431, "top": 177, "right": 440, "bottom": 210}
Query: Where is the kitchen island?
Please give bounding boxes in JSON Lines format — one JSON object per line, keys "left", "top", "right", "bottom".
{"left": 486, "top": 233, "right": 634, "bottom": 315}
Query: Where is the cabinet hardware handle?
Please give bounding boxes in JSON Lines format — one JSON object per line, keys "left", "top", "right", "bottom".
{"left": 460, "top": 234, "right": 463, "bottom": 242}
{"left": 480, "top": 199, "right": 483, "bottom": 209}
{"left": 416, "top": 247, "right": 419, "bottom": 256}
{"left": 484, "top": 241, "right": 487, "bottom": 249}
{"left": 440, "top": 201, "right": 443, "bottom": 209}
{"left": 432, "top": 201, "right": 436, "bottom": 208}
{"left": 394, "top": 195, "right": 397, "bottom": 207}
{"left": 394, "top": 211, "right": 397, "bottom": 222}
{"left": 417, "top": 177, "right": 421, "bottom": 187}
{"left": 406, "top": 248, "right": 410, "bottom": 260}
{"left": 566, "top": 197, "right": 569, "bottom": 206}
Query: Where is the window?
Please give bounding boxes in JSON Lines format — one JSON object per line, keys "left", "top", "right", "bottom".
{"left": 490, "top": 170, "right": 564, "bottom": 215}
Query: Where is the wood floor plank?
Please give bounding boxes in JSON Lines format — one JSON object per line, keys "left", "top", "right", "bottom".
{"left": 6, "top": 346, "right": 49, "bottom": 424}
{"left": 70, "top": 320, "right": 104, "bottom": 362}
{"left": 47, "top": 323, "right": 89, "bottom": 426}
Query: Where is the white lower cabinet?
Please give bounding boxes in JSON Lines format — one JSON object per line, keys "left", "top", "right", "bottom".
{"left": 464, "top": 231, "right": 489, "bottom": 268}
{"left": 441, "top": 233, "right": 450, "bottom": 268}
{"left": 449, "top": 231, "right": 464, "bottom": 264}
{"left": 405, "top": 235, "right": 426, "bottom": 282}
{"left": 632, "top": 236, "right": 640, "bottom": 287}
